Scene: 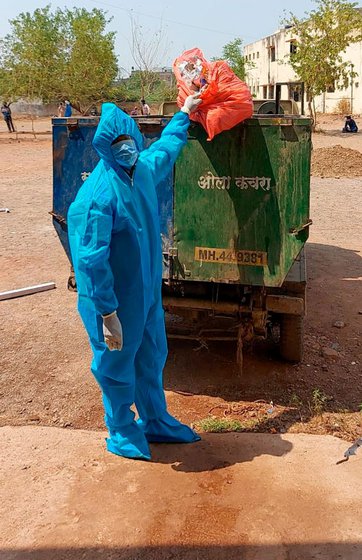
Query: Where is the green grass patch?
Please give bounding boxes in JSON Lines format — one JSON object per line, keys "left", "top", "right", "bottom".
{"left": 196, "top": 416, "right": 258, "bottom": 433}
{"left": 310, "top": 388, "right": 329, "bottom": 416}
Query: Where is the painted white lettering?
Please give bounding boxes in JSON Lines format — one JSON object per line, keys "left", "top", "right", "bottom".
{"left": 81, "top": 171, "right": 91, "bottom": 182}
{"left": 198, "top": 173, "right": 273, "bottom": 192}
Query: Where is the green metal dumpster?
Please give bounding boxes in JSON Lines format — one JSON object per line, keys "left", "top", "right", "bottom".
{"left": 52, "top": 112, "right": 312, "bottom": 368}
{"left": 162, "top": 114, "right": 312, "bottom": 365}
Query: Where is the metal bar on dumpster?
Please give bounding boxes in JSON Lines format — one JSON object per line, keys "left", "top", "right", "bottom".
{"left": 266, "top": 295, "right": 304, "bottom": 316}
{"left": 163, "top": 296, "right": 240, "bottom": 314}
{"left": 167, "top": 334, "right": 238, "bottom": 341}
{"left": 0, "top": 282, "right": 56, "bottom": 301}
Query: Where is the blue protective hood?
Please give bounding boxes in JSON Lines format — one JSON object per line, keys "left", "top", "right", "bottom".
{"left": 93, "top": 103, "right": 144, "bottom": 165}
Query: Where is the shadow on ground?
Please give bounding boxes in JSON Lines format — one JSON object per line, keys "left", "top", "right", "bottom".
{"left": 316, "top": 128, "right": 359, "bottom": 138}
{"left": 150, "top": 432, "right": 293, "bottom": 472}
{"left": 2, "top": 543, "right": 362, "bottom": 560}
{"left": 163, "top": 242, "right": 362, "bottom": 434}
{"left": 165, "top": 242, "right": 361, "bottom": 397}
{"left": 1, "top": 243, "right": 360, "bottom": 437}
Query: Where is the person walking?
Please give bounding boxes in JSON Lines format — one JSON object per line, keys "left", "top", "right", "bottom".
{"left": 67, "top": 94, "right": 202, "bottom": 460}
{"left": 1, "top": 102, "right": 15, "bottom": 132}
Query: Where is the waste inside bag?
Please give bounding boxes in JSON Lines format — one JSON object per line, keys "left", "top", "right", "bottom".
{"left": 173, "top": 47, "right": 253, "bottom": 141}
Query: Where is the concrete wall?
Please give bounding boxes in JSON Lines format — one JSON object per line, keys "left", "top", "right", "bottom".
{"left": 10, "top": 100, "right": 161, "bottom": 117}
{"left": 245, "top": 28, "right": 362, "bottom": 115}
{"left": 11, "top": 101, "right": 60, "bottom": 117}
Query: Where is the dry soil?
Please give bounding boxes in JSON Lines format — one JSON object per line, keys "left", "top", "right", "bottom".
{"left": 1, "top": 114, "right": 362, "bottom": 559}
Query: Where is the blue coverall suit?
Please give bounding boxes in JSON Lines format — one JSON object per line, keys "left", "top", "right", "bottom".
{"left": 68, "top": 103, "right": 199, "bottom": 459}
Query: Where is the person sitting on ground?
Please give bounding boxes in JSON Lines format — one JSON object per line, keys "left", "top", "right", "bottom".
{"left": 1, "top": 102, "right": 15, "bottom": 133}
{"left": 131, "top": 106, "right": 138, "bottom": 116}
{"left": 342, "top": 115, "right": 358, "bottom": 133}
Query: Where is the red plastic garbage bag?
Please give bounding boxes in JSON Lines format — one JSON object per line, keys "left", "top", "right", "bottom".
{"left": 173, "top": 48, "right": 253, "bottom": 141}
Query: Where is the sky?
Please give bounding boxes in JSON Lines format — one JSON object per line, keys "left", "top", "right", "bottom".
{"left": 0, "top": 0, "right": 345, "bottom": 73}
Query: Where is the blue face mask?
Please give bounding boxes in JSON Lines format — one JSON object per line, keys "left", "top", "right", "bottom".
{"left": 111, "top": 138, "right": 139, "bottom": 169}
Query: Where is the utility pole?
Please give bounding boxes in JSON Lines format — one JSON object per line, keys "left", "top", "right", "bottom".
{"left": 350, "top": 63, "right": 354, "bottom": 114}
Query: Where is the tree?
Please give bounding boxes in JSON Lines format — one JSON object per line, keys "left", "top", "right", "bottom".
{"left": 285, "top": 0, "right": 362, "bottom": 126}
{"left": 115, "top": 71, "right": 177, "bottom": 106}
{"left": 0, "top": 6, "right": 64, "bottom": 103}
{"left": 219, "top": 38, "right": 250, "bottom": 81}
{"left": 0, "top": 5, "right": 118, "bottom": 113}
{"left": 129, "top": 15, "right": 168, "bottom": 98}
{"left": 61, "top": 8, "right": 118, "bottom": 113}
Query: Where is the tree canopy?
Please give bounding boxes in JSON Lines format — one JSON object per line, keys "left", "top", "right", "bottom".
{"left": 285, "top": 0, "right": 362, "bottom": 123}
{"left": 219, "top": 38, "right": 250, "bottom": 81}
{"left": 0, "top": 5, "right": 118, "bottom": 112}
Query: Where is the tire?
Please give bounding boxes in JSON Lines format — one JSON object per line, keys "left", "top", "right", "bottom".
{"left": 279, "top": 314, "right": 304, "bottom": 362}
{"left": 67, "top": 274, "right": 77, "bottom": 292}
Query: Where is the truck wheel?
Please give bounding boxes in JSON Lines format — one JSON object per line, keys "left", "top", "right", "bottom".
{"left": 67, "top": 274, "right": 77, "bottom": 292}
{"left": 279, "top": 314, "right": 304, "bottom": 362}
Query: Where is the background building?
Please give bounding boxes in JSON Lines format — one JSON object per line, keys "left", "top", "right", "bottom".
{"left": 245, "top": 26, "right": 362, "bottom": 114}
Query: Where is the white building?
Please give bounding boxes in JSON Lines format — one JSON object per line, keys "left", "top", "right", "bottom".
{"left": 245, "top": 26, "right": 362, "bottom": 115}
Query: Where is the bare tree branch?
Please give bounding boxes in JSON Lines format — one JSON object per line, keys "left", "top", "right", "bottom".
{"left": 129, "top": 13, "right": 168, "bottom": 98}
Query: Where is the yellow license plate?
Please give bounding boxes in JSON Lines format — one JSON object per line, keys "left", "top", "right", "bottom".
{"left": 194, "top": 247, "right": 267, "bottom": 266}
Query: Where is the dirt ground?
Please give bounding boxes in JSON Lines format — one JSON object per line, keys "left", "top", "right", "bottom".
{"left": 312, "top": 114, "right": 362, "bottom": 176}
{"left": 2, "top": 426, "right": 362, "bottom": 559}
{"left": 0, "top": 115, "right": 361, "bottom": 445}
{"left": 1, "top": 114, "right": 362, "bottom": 558}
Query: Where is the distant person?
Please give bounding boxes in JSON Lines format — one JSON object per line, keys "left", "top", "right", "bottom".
{"left": 58, "top": 101, "right": 65, "bottom": 117}
{"left": 131, "top": 106, "right": 138, "bottom": 116}
{"left": 342, "top": 115, "right": 358, "bottom": 133}
{"left": 1, "top": 102, "right": 15, "bottom": 133}
{"left": 64, "top": 100, "right": 72, "bottom": 118}
{"left": 141, "top": 99, "right": 150, "bottom": 116}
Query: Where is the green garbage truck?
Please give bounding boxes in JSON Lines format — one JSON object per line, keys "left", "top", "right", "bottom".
{"left": 52, "top": 110, "right": 312, "bottom": 371}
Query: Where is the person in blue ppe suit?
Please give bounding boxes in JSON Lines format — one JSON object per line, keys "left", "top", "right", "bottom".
{"left": 68, "top": 94, "right": 202, "bottom": 460}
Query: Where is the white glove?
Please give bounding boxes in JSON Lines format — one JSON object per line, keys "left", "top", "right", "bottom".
{"left": 181, "top": 93, "right": 202, "bottom": 115}
{"left": 102, "top": 311, "right": 123, "bottom": 351}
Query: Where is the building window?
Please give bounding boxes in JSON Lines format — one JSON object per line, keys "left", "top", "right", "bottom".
{"left": 270, "top": 46, "right": 276, "bottom": 62}
{"left": 253, "top": 53, "right": 255, "bottom": 60}
{"left": 268, "top": 85, "right": 274, "bottom": 99}
{"left": 290, "top": 41, "right": 297, "bottom": 55}
{"left": 326, "top": 82, "right": 335, "bottom": 93}
{"left": 249, "top": 54, "right": 252, "bottom": 60}
{"left": 257, "top": 51, "right": 259, "bottom": 59}
{"left": 263, "top": 85, "right": 267, "bottom": 99}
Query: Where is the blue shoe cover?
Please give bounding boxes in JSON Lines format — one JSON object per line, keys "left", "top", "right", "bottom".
{"left": 138, "top": 413, "right": 201, "bottom": 444}
{"left": 106, "top": 427, "right": 151, "bottom": 460}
